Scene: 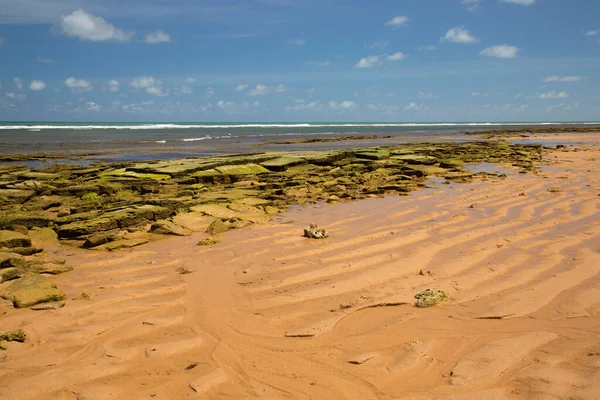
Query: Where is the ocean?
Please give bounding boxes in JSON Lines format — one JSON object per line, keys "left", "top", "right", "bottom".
{"left": 1, "top": 121, "right": 598, "bottom": 163}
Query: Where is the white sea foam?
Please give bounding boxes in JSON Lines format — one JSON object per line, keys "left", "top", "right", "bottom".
{"left": 1, "top": 122, "right": 598, "bottom": 131}
{"left": 182, "top": 135, "right": 212, "bottom": 142}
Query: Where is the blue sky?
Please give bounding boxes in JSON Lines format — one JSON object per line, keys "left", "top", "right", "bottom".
{"left": 0, "top": 0, "right": 599, "bottom": 122}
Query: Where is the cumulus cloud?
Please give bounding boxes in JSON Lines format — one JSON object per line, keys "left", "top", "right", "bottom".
{"left": 217, "top": 100, "right": 260, "bottom": 114}
{"left": 386, "top": 16, "right": 408, "bottom": 27}
{"left": 144, "top": 30, "right": 171, "bottom": 44}
{"left": 355, "top": 55, "right": 382, "bottom": 68}
{"left": 405, "top": 102, "right": 424, "bottom": 111}
{"left": 29, "top": 80, "right": 47, "bottom": 91}
{"left": 6, "top": 92, "right": 27, "bottom": 101}
{"left": 13, "top": 77, "right": 23, "bottom": 90}
{"left": 442, "top": 26, "right": 478, "bottom": 43}
{"left": 387, "top": 52, "right": 405, "bottom": 61}
{"left": 501, "top": 0, "right": 534, "bottom": 5}
{"left": 86, "top": 101, "right": 100, "bottom": 111}
{"left": 288, "top": 39, "right": 306, "bottom": 45}
{"left": 418, "top": 92, "right": 438, "bottom": 99}
{"left": 233, "top": 84, "right": 248, "bottom": 91}
{"left": 106, "top": 80, "right": 119, "bottom": 92}
{"left": 173, "top": 85, "right": 193, "bottom": 95}
{"left": 480, "top": 44, "right": 519, "bottom": 58}
{"left": 585, "top": 30, "right": 599, "bottom": 37}
{"left": 462, "top": 0, "right": 481, "bottom": 12}
{"left": 538, "top": 91, "right": 569, "bottom": 99}
{"left": 60, "top": 9, "right": 134, "bottom": 42}
{"left": 130, "top": 76, "right": 168, "bottom": 96}
{"left": 248, "top": 84, "right": 287, "bottom": 96}
{"left": 543, "top": 76, "right": 582, "bottom": 83}
{"left": 367, "top": 41, "right": 389, "bottom": 50}
{"left": 328, "top": 100, "right": 359, "bottom": 111}
{"left": 65, "top": 77, "right": 93, "bottom": 92}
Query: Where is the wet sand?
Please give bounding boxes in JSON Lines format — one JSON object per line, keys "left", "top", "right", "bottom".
{"left": 1, "top": 145, "right": 599, "bottom": 399}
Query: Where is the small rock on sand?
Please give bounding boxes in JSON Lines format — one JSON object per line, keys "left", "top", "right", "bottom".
{"left": 414, "top": 288, "right": 448, "bottom": 308}
{"left": 304, "top": 223, "right": 329, "bottom": 239}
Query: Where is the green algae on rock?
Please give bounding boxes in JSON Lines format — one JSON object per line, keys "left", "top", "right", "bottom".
{"left": 0, "top": 329, "right": 27, "bottom": 343}
{"left": 414, "top": 288, "right": 448, "bottom": 308}
{"left": 0, "top": 230, "right": 32, "bottom": 248}
{"left": 1, "top": 275, "right": 67, "bottom": 308}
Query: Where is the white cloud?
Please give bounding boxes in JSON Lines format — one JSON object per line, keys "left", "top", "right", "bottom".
{"left": 173, "top": 85, "right": 193, "bottom": 95}
{"left": 36, "top": 57, "right": 54, "bottom": 63}
{"left": 205, "top": 87, "right": 214, "bottom": 98}
{"left": 184, "top": 77, "right": 196, "bottom": 83}
{"left": 144, "top": 30, "right": 171, "bottom": 44}
{"left": 288, "top": 39, "right": 306, "bottom": 46}
{"left": 6, "top": 92, "right": 27, "bottom": 101}
{"left": 0, "top": 37, "right": 5, "bottom": 46}
{"left": 545, "top": 102, "right": 578, "bottom": 112}
{"left": 130, "top": 76, "right": 167, "bottom": 96}
{"left": 233, "top": 84, "right": 248, "bottom": 91}
{"left": 386, "top": 16, "right": 408, "bottom": 27}
{"left": 65, "top": 77, "right": 93, "bottom": 92}
{"left": 328, "top": 100, "right": 359, "bottom": 111}
{"left": 472, "top": 92, "right": 488, "bottom": 97}
{"left": 13, "top": 77, "right": 23, "bottom": 90}
{"left": 480, "top": 44, "right": 519, "bottom": 58}
{"left": 462, "top": 0, "right": 481, "bottom": 12}
{"left": 367, "top": 41, "right": 389, "bottom": 50}
{"left": 355, "top": 55, "right": 382, "bottom": 68}
{"left": 60, "top": 9, "right": 134, "bottom": 42}
{"left": 405, "top": 102, "right": 424, "bottom": 111}
{"left": 217, "top": 100, "right": 260, "bottom": 114}
{"left": 501, "top": 0, "right": 534, "bottom": 5}
{"left": 387, "top": 52, "right": 405, "bottom": 61}
{"left": 29, "top": 80, "right": 47, "bottom": 91}
{"left": 248, "top": 84, "right": 287, "bottom": 96}
{"left": 86, "top": 101, "right": 100, "bottom": 111}
{"left": 538, "top": 91, "right": 569, "bottom": 99}
{"left": 542, "top": 76, "right": 582, "bottom": 83}
{"left": 146, "top": 86, "right": 169, "bottom": 96}
{"left": 418, "top": 92, "right": 438, "bottom": 99}
{"left": 442, "top": 26, "right": 478, "bottom": 44}
{"left": 307, "top": 88, "right": 316, "bottom": 94}
{"left": 107, "top": 80, "right": 119, "bottom": 92}
{"left": 585, "top": 30, "right": 599, "bottom": 37}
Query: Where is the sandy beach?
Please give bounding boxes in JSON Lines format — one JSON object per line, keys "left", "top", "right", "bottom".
{"left": 1, "top": 139, "right": 599, "bottom": 399}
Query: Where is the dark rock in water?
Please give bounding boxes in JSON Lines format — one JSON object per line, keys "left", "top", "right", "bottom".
{"left": 414, "top": 288, "right": 448, "bottom": 308}
{"left": 304, "top": 223, "right": 329, "bottom": 239}
{"left": 150, "top": 220, "right": 192, "bottom": 236}
{"left": 0, "top": 252, "right": 27, "bottom": 269}
{"left": 0, "top": 329, "right": 27, "bottom": 343}
{"left": 0, "top": 228, "right": 35, "bottom": 248}
{"left": 1, "top": 275, "right": 67, "bottom": 308}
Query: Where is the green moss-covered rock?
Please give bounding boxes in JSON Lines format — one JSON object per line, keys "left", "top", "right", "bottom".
{"left": 0, "top": 246, "right": 43, "bottom": 256}
{"left": 439, "top": 159, "right": 465, "bottom": 169}
{"left": 356, "top": 150, "right": 390, "bottom": 160}
{"left": 100, "top": 168, "right": 171, "bottom": 181}
{"left": 392, "top": 155, "right": 438, "bottom": 165}
{"left": 198, "top": 237, "right": 220, "bottom": 246}
{"left": 260, "top": 157, "right": 306, "bottom": 171}
{"left": 206, "top": 218, "right": 228, "bottom": 235}
{"left": 0, "top": 267, "right": 25, "bottom": 283}
{"left": 150, "top": 220, "right": 192, "bottom": 236}
{"left": 215, "top": 163, "right": 270, "bottom": 176}
{"left": 81, "top": 192, "right": 100, "bottom": 202}
{"left": 16, "top": 171, "right": 61, "bottom": 181}
{"left": 57, "top": 217, "right": 118, "bottom": 239}
{"left": 0, "top": 253, "right": 26, "bottom": 269}
{"left": 2, "top": 275, "right": 66, "bottom": 308}
{"left": 0, "top": 213, "right": 56, "bottom": 229}
{"left": 0, "top": 230, "right": 31, "bottom": 248}
{"left": 93, "top": 238, "right": 149, "bottom": 251}
{"left": 0, "top": 329, "right": 26, "bottom": 342}
{"left": 414, "top": 288, "right": 448, "bottom": 308}
{"left": 27, "top": 262, "right": 73, "bottom": 275}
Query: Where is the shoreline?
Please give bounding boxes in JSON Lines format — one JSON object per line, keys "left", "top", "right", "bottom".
{"left": 0, "top": 136, "right": 599, "bottom": 398}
